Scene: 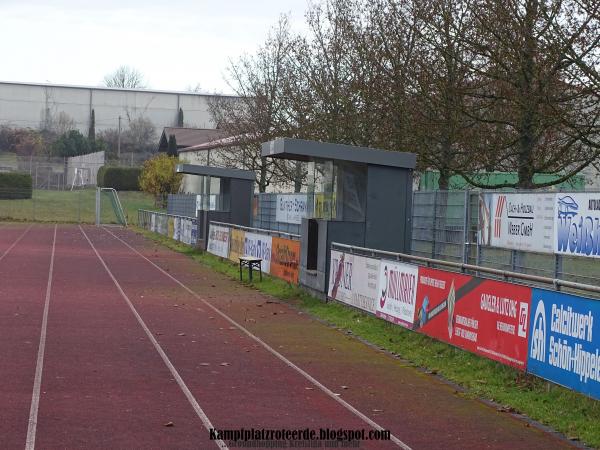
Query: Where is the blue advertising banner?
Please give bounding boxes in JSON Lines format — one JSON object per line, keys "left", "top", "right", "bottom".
{"left": 555, "top": 193, "right": 600, "bottom": 258}
{"left": 528, "top": 288, "right": 600, "bottom": 400}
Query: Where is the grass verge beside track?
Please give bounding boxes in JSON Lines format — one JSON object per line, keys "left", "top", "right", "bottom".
{"left": 137, "top": 228, "right": 600, "bottom": 449}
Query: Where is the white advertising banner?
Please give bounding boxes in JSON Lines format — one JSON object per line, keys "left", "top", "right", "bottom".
{"left": 328, "top": 250, "right": 380, "bottom": 314}
{"left": 478, "top": 193, "right": 554, "bottom": 254}
{"left": 243, "top": 232, "right": 273, "bottom": 273}
{"left": 173, "top": 217, "right": 181, "bottom": 242}
{"left": 181, "top": 218, "right": 194, "bottom": 245}
{"left": 207, "top": 224, "right": 230, "bottom": 258}
{"left": 555, "top": 193, "right": 600, "bottom": 258}
{"left": 376, "top": 260, "right": 419, "bottom": 328}
{"left": 275, "top": 194, "right": 308, "bottom": 224}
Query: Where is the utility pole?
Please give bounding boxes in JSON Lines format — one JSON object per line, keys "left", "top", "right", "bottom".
{"left": 117, "top": 115, "right": 122, "bottom": 159}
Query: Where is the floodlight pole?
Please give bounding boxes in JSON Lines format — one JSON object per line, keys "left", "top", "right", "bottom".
{"left": 117, "top": 115, "right": 122, "bottom": 158}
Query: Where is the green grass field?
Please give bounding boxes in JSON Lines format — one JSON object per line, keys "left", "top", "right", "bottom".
{"left": 0, "top": 189, "right": 159, "bottom": 224}
{"left": 138, "top": 228, "right": 600, "bottom": 449}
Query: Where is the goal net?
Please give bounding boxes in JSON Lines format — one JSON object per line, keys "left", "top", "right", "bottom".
{"left": 95, "top": 188, "right": 127, "bottom": 226}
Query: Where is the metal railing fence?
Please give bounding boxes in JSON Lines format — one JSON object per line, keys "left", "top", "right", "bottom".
{"left": 210, "top": 220, "right": 300, "bottom": 240}
{"left": 411, "top": 190, "right": 600, "bottom": 289}
{"left": 333, "top": 241, "right": 600, "bottom": 300}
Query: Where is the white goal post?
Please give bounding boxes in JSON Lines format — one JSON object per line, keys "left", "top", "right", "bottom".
{"left": 95, "top": 187, "right": 128, "bottom": 226}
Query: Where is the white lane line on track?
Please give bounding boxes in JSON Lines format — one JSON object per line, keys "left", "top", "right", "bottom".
{"left": 79, "top": 226, "right": 228, "bottom": 450}
{"left": 102, "top": 226, "right": 413, "bottom": 450}
{"left": 0, "top": 225, "right": 33, "bottom": 263}
{"left": 25, "top": 224, "right": 57, "bottom": 450}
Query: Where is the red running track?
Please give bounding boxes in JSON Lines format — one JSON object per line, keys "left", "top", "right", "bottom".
{"left": 0, "top": 224, "right": 579, "bottom": 450}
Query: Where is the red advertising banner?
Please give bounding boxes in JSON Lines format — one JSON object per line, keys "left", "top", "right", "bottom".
{"left": 414, "top": 267, "right": 532, "bottom": 370}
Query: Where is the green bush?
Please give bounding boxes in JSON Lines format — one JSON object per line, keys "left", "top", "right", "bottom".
{"left": 97, "top": 166, "right": 141, "bottom": 191}
{"left": 0, "top": 172, "right": 32, "bottom": 199}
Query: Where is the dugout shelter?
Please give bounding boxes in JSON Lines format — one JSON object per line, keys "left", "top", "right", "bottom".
{"left": 262, "top": 138, "right": 416, "bottom": 295}
{"left": 175, "top": 164, "right": 255, "bottom": 249}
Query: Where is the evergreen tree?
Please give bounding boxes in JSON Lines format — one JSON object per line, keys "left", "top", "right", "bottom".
{"left": 177, "top": 108, "right": 184, "bottom": 127}
{"left": 88, "top": 109, "right": 96, "bottom": 141}
{"left": 167, "top": 134, "right": 178, "bottom": 157}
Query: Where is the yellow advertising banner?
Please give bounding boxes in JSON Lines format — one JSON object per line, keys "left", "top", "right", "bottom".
{"left": 314, "top": 193, "right": 336, "bottom": 219}
{"left": 229, "top": 228, "right": 246, "bottom": 263}
{"left": 168, "top": 217, "right": 175, "bottom": 239}
{"left": 270, "top": 237, "right": 300, "bottom": 284}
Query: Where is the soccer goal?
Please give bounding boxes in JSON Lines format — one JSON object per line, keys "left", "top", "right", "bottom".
{"left": 95, "top": 188, "right": 128, "bottom": 226}
{"left": 70, "top": 167, "right": 91, "bottom": 190}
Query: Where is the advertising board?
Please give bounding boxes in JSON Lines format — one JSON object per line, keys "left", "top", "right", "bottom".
{"left": 478, "top": 193, "right": 554, "bottom": 253}
{"left": 207, "top": 224, "right": 230, "bottom": 258}
{"left": 172, "top": 217, "right": 180, "bottom": 241}
{"left": 168, "top": 217, "right": 174, "bottom": 239}
{"left": 414, "top": 267, "right": 532, "bottom": 370}
{"left": 275, "top": 194, "right": 308, "bottom": 224}
{"left": 555, "top": 193, "right": 600, "bottom": 258}
{"left": 328, "top": 250, "right": 379, "bottom": 314}
{"left": 376, "top": 260, "right": 419, "bottom": 328}
{"left": 243, "top": 232, "right": 273, "bottom": 273}
{"left": 270, "top": 237, "right": 300, "bottom": 283}
{"left": 229, "top": 228, "right": 246, "bottom": 263}
{"left": 527, "top": 289, "right": 600, "bottom": 400}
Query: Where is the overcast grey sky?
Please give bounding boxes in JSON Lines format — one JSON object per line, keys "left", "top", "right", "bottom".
{"left": 0, "top": 0, "right": 309, "bottom": 94}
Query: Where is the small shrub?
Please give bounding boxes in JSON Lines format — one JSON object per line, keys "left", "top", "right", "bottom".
{"left": 97, "top": 166, "right": 141, "bottom": 191}
{"left": 0, "top": 172, "right": 32, "bottom": 199}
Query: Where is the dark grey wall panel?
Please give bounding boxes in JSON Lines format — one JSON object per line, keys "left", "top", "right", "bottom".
{"left": 365, "top": 165, "right": 412, "bottom": 253}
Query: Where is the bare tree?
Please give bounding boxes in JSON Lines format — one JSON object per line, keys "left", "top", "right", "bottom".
{"left": 103, "top": 65, "right": 147, "bottom": 89}
{"left": 54, "top": 111, "right": 76, "bottom": 136}
{"left": 186, "top": 83, "right": 203, "bottom": 93}
{"left": 458, "top": 0, "right": 600, "bottom": 189}
{"left": 406, "top": 0, "right": 479, "bottom": 189}
{"left": 208, "top": 17, "right": 304, "bottom": 192}
{"left": 124, "top": 117, "right": 156, "bottom": 153}
{"left": 285, "top": 0, "right": 373, "bottom": 146}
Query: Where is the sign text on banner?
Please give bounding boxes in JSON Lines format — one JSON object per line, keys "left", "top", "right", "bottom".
{"left": 168, "top": 217, "right": 174, "bottom": 239}
{"left": 270, "top": 237, "right": 300, "bottom": 283}
{"left": 478, "top": 193, "right": 554, "bottom": 253}
{"left": 376, "top": 260, "right": 419, "bottom": 328}
{"left": 229, "top": 228, "right": 246, "bottom": 263}
{"left": 414, "top": 267, "right": 532, "bottom": 370}
{"left": 275, "top": 194, "right": 307, "bottom": 224}
{"left": 527, "top": 289, "right": 600, "bottom": 400}
{"left": 207, "top": 224, "right": 230, "bottom": 258}
{"left": 328, "top": 250, "right": 379, "bottom": 314}
{"left": 555, "top": 193, "right": 600, "bottom": 258}
{"left": 243, "top": 232, "right": 272, "bottom": 273}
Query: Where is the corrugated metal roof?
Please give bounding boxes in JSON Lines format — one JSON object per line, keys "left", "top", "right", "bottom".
{"left": 158, "top": 127, "right": 228, "bottom": 151}
{"left": 178, "top": 133, "right": 246, "bottom": 152}
{"left": 0, "top": 80, "right": 238, "bottom": 97}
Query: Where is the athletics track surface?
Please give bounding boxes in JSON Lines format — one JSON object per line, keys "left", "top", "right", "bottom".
{"left": 0, "top": 223, "right": 579, "bottom": 449}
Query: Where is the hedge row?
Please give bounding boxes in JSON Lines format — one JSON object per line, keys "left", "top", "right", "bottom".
{"left": 0, "top": 172, "right": 33, "bottom": 199}
{"left": 97, "top": 166, "right": 141, "bottom": 191}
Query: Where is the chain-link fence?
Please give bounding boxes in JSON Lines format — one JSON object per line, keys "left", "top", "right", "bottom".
{"left": 252, "top": 193, "right": 302, "bottom": 235}
{"left": 167, "top": 193, "right": 197, "bottom": 217}
{"left": 0, "top": 152, "right": 152, "bottom": 190}
{"left": 412, "top": 190, "right": 599, "bottom": 287}
{"left": 0, "top": 187, "right": 157, "bottom": 224}
{"left": 166, "top": 192, "right": 304, "bottom": 236}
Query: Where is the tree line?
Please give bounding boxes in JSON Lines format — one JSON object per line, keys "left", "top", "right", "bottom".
{"left": 209, "top": 0, "right": 600, "bottom": 191}
{"left": 0, "top": 113, "right": 156, "bottom": 159}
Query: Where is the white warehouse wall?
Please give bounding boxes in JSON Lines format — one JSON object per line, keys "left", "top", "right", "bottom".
{"left": 0, "top": 81, "right": 229, "bottom": 134}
